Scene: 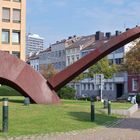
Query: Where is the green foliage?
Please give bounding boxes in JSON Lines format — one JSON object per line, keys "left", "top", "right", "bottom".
{"left": 123, "top": 41, "right": 140, "bottom": 75}
{"left": 0, "top": 86, "right": 21, "bottom": 96}
{"left": 58, "top": 86, "right": 76, "bottom": 99}
{"left": 136, "top": 94, "right": 140, "bottom": 103}
{"left": 73, "top": 73, "right": 84, "bottom": 82}
{"left": 88, "top": 57, "right": 117, "bottom": 78}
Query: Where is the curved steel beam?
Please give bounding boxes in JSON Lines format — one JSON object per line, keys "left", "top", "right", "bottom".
{"left": 0, "top": 51, "right": 60, "bottom": 104}
{"left": 47, "top": 26, "right": 140, "bottom": 91}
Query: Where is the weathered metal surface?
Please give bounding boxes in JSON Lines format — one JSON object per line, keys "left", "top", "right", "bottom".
{"left": 0, "top": 51, "right": 60, "bottom": 104}
{"left": 1, "top": 26, "right": 140, "bottom": 104}
{"left": 48, "top": 26, "right": 140, "bottom": 91}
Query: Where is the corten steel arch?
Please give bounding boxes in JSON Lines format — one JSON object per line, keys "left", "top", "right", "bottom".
{"left": 0, "top": 51, "right": 60, "bottom": 104}
{"left": 47, "top": 26, "right": 140, "bottom": 91}
{"left": 1, "top": 26, "right": 140, "bottom": 104}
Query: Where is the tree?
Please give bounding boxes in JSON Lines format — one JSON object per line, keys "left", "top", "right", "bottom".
{"left": 122, "top": 41, "right": 140, "bottom": 75}
{"left": 87, "top": 57, "right": 117, "bottom": 79}
{"left": 40, "top": 64, "right": 58, "bottom": 80}
{"left": 58, "top": 86, "right": 76, "bottom": 99}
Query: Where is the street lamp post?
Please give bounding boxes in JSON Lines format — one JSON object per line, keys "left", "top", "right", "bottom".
{"left": 95, "top": 74, "right": 104, "bottom": 102}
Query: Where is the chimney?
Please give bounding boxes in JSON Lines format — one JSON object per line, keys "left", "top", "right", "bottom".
{"left": 106, "top": 32, "right": 111, "bottom": 39}
{"left": 68, "top": 36, "right": 72, "bottom": 39}
{"left": 95, "top": 31, "right": 104, "bottom": 41}
{"left": 126, "top": 28, "right": 130, "bottom": 31}
{"left": 115, "top": 30, "right": 119, "bottom": 36}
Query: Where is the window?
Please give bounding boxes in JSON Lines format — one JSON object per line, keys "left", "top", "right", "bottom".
{"left": 2, "top": 29, "right": 10, "bottom": 44}
{"left": 13, "top": 9, "right": 21, "bottom": 23}
{"left": 83, "top": 84, "right": 86, "bottom": 90}
{"left": 12, "top": 51, "right": 20, "bottom": 58}
{"left": 13, "top": 0, "right": 21, "bottom": 2}
{"left": 115, "top": 58, "right": 123, "bottom": 64}
{"left": 109, "top": 59, "right": 113, "bottom": 65}
{"left": 109, "top": 83, "right": 112, "bottom": 90}
{"left": 92, "top": 84, "right": 94, "bottom": 90}
{"left": 76, "top": 55, "right": 79, "bottom": 60}
{"left": 88, "top": 84, "right": 90, "bottom": 90}
{"left": 132, "top": 78, "right": 138, "bottom": 91}
{"left": 2, "top": 8, "right": 10, "bottom": 22}
{"left": 12, "top": 30, "right": 20, "bottom": 44}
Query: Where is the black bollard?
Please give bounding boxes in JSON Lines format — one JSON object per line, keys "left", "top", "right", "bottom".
{"left": 108, "top": 100, "right": 111, "bottom": 115}
{"left": 2, "top": 98, "right": 8, "bottom": 132}
{"left": 91, "top": 100, "right": 95, "bottom": 122}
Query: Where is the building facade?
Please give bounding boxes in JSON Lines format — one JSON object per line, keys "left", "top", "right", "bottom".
{"left": 39, "top": 36, "right": 80, "bottom": 71}
{"left": 0, "top": 0, "right": 26, "bottom": 60}
{"left": 66, "top": 35, "right": 95, "bottom": 66}
{"left": 69, "top": 31, "right": 139, "bottom": 100}
{"left": 26, "top": 33, "right": 44, "bottom": 57}
{"left": 71, "top": 72, "right": 128, "bottom": 100}
{"left": 28, "top": 52, "right": 39, "bottom": 72}
{"left": 128, "top": 74, "right": 140, "bottom": 95}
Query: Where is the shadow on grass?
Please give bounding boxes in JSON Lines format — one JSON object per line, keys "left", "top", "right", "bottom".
{"left": 68, "top": 111, "right": 140, "bottom": 131}
{"left": 68, "top": 111, "right": 120, "bottom": 124}
{"left": 0, "top": 98, "right": 24, "bottom": 104}
{"left": 9, "top": 99, "right": 24, "bottom": 104}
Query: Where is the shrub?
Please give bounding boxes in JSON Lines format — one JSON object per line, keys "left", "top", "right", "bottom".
{"left": 0, "top": 86, "right": 21, "bottom": 96}
{"left": 136, "top": 94, "right": 140, "bottom": 103}
{"left": 58, "top": 86, "right": 76, "bottom": 99}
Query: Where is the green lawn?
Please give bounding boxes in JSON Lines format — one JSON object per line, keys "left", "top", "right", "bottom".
{"left": 0, "top": 96, "right": 132, "bottom": 137}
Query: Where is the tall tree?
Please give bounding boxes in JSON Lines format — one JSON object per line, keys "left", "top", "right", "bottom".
{"left": 87, "top": 57, "right": 117, "bottom": 79}
{"left": 40, "top": 64, "right": 58, "bottom": 80}
{"left": 122, "top": 41, "right": 140, "bottom": 74}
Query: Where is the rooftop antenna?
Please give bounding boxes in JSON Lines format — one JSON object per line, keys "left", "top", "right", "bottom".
{"left": 123, "top": 23, "right": 126, "bottom": 31}
{"left": 28, "top": 26, "right": 31, "bottom": 35}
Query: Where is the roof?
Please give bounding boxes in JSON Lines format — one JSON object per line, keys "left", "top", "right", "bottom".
{"left": 66, "top": 34, "right": 95, "bottom": 50}
{"left": 27, "top": 33, "right": 44, "bottom": 40}
{"left": 39, "top": 47, "right": 51, "bottom": 53}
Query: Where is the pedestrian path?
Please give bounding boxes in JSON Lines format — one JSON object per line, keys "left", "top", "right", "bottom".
{"left": 2, "top": 110, "right": 140, "bottom": 140}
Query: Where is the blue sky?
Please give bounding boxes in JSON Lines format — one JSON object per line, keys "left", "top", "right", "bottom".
{"left": 26, "top": 0, "right": 140, "bottom": 47}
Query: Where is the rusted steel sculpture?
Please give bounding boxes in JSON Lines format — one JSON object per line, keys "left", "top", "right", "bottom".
{"left": 0, "top": 51, "right": 60, "bottom": 104}
{"left": 48, "top": 26, "right": 140, "bottom": 91}
{"left": 0, "top": 26, "right": 140, "bottom": 104}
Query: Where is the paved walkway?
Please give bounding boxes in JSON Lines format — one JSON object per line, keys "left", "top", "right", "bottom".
{"left": 2, "top": 110, "right": 140, "bottom": 140}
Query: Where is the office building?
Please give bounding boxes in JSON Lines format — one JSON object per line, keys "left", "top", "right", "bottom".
{"left": 0, "top": 0, "right": 26, "bottom": 60}
{"left": 26, "top": 33, "right": 44, "bottom": 57}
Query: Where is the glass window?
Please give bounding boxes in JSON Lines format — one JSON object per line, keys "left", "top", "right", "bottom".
{"left": 2, "top": 8, "right": 10, "bottom": 22}
{"left": 115, "top": 58, "right": 123, "bottom": 64}
{"left": 13, "top": 9, "right": 21, "bottom": 23}
{"left": 88, "top": 84, "right": 90, "bottom": 90}
{"left": 132, "top": 78, "right": 138, "bottom": 91}
{"left": 13, "top": 0, "right": 21, "bottom": 2}
{"left": 12, "top": 51, "right": 20, "bottom": 58}
{"left": 12, "top": 30, "right": 20, "bottom": 44}
{"left": 2, "top": 29, "right": 10, "bottom": 44}
{"left": 76, "top": 55, "right": 79, "bottom": 60}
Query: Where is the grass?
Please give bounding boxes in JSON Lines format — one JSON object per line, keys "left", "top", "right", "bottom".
{"left": 0, "top": 86, "right": 132, "bottom": 137}
{"left": 0, "top": 96, "right": 132, "bottom": 137}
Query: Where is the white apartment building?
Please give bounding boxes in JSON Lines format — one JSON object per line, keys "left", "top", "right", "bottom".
{"left": 66, "top": 35, "right": 95, "bottom": 66}
{"left": 26, "top": 33, "right": 44, "bottom": 57}
{"left": 28, "top": 52, "right": 39, "bottom": 72}
{"left": 39, "top": 36, "right": 80, "bottom": 71}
